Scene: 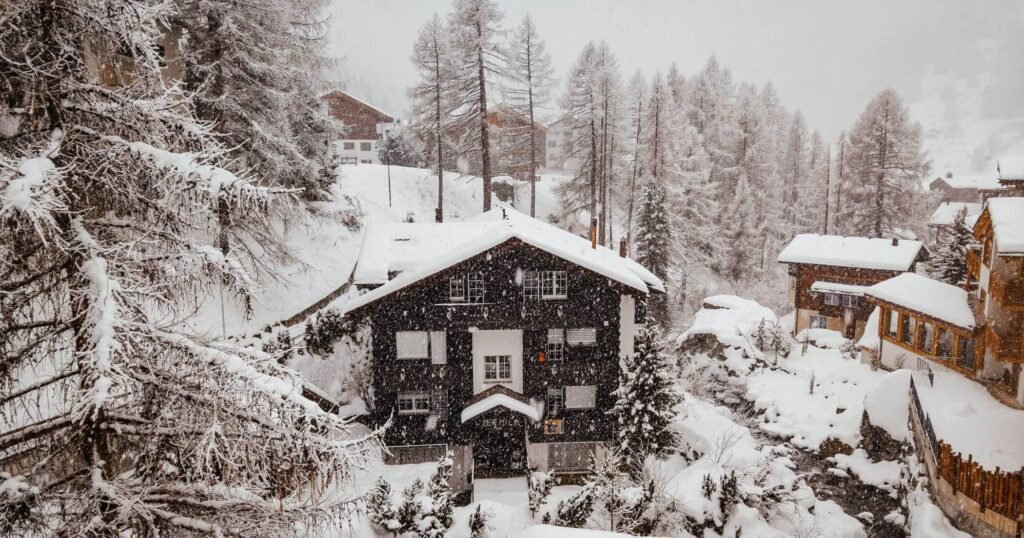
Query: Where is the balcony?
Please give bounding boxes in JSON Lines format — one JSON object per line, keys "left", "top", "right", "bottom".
{"left": 986, "top": 324, "right": 1023, "bottom": 364}
{"left": 989, "top": 271, "right": 1024, "bottom": 309}
{"left": 966, "top": 248, "right": 981, "bottom": 278}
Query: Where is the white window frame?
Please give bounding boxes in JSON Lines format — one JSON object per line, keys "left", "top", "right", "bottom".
{"left": 342, "top": 141, "right": 355, "bottom": 150}
{"left": 396, "top": 331, "right": 430, "bottom": 359}
{"left": 566, "top": 328, "right": 597, "bottom": 347}
{"left": 823, "top": 293, "right": 841, "bottom": 306}
{"left": 564, "top": 385, "right": 597, "bottom": 410}
{"left": 449, "top": 275, "right": 466, "bottom": 302}
{"left": 841, "top": 294, "right": 858, "bottom": 308}
{"left": 546, "top": 329, "right": 565, "bottom": 361}
{"left": 546, "top": 387, "right": 564, "bottom": 417}
{"left": 467, "top": 272, "right": 484, "bottom": 303}
{"left": 810, "top": 315, "right": 828, "bottom": 330}
{"left": 524, "top": 270, "right": 567, "bottom": 300}
{"left": 887, "top": 309, "right": 899, "bottom": 337}
{"left": 397, "top": 393, "right": 431, "bottom": 415}
{"left": 484, "top": 355, "right": 511, "bottom": 382}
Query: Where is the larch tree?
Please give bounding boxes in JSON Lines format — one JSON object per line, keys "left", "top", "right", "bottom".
{"left": 731, "top": 84, "right": 773, "bottom": 268}
{"left": 780, "top": 111, "right": 810, "bottom": 236}
{"left": 633, "top": 180, "right": 672, "bottom": 326}
{"left": 175, "top": 0, "right": 339, "bottom": 196}
{"left": 592, "top": 41, "right": 623, "bottom": 247}
{"left": 624, "top": 70, "right": 648, "bottom": 251}
{"left": 410, "top": 14, "right": 455, "bottom": 222}
{"left": 448, "top": 0, "right": 506, "bottom": 211}
{"left": 837, "top": 89, "right": 928, "bottom": 238}
{"left": 0, "top": 1, "right": 379, "bottom": 534}
{"left": 506, "top": 14, "right": 554, "bottom": 217}
{"left": 561, "top": 42, "right": 601, "bottom": 219}
{"left": 720, "top": 173, "right": 760, "bottom": 281}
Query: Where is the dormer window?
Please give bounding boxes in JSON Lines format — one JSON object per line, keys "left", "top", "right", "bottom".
{"left": 449, "top": 272, "right": 484, "bottom": 303}
{"left": 524, "top": 270, "right": 567, "bottom": 300}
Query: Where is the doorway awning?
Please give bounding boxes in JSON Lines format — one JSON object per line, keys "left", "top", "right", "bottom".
{"left": 461, "top": 386, "right": 541, "bottom": 423}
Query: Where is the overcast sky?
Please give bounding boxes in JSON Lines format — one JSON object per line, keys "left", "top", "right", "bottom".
{"left": 323, "top": 0, "right": 1023, "bottom": 139}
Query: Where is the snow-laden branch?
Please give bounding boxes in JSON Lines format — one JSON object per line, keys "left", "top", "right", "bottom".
{"left": 0, "top": 129, "right": 66, "bottom": 232}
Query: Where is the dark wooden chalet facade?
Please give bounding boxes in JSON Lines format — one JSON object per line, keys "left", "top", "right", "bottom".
{"left": 778, "top": 234, "right": 927, "bottom": 341}
{"left": 341, "top": 209, "right": 662, "bottom": 494}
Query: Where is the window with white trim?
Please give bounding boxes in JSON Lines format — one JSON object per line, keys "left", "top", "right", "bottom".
{"left": 397, "top": 393, "right": 431, "bottom": 415}
{"left": 449, "top": 272, "right": 484, "bottom": 303}
{"left": 810, "top": 315, "right": 828, "bottom": 329}
{"left": 546, "top": 387, "right": 564, "bottom": 417}
{"left": 841, "top": 295, "right": 858, "bottom": 307}
{"left": 566, "top": 328, "right": 597, "bottom": 346}
{"left": 886, "top": 309, "right": 899, "bottom": 338}
{"left": 823, "top": 293, "right": 841, "bottom": 306}
{"left": 484, "top": 355, "right": 511, "bottom": 381}
{"left": 343, "top": 142, "right": 355, "bottom": 150}
{"left": 565, "top": 385, "right": 596, "bottom": 409}
{"left": 546, "top": 329, "right": 565, "bottom": 361}
{"left": 523, "top": 270, "right": 567, "bottom": 299}
{"left": 396, "top": 331, "right": 429, "bottom": 359}
{"left": 449, "top": 275, "right": 465, "bottom": 301}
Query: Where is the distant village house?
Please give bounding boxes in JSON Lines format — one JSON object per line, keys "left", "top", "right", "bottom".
{"left": 321, "top": 90, "right": 398, "bottom": 165}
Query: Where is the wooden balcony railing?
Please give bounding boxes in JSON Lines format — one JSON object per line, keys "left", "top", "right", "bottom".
{"left": 986, "top": 324, "right": 1024, "bottom": 364}
{"left": 989, "top": 271, "right": 1024, "bottom": 309}
{"left": 966, "top": 248, "right": 981, "bottom": 278}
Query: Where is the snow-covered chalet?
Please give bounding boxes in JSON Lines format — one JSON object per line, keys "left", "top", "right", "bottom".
{"left": 340, "top": 208, "right": 663, "bottom": 494}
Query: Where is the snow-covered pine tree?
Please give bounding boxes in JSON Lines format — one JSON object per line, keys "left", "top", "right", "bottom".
{"left": 367, "top": 478, "right": 401, "bottom": 533}
{"left": 447, "top": 0, "right": 507, "bottom": 211}
{"left": 528, "top": 471, "right": 555, "bottom": 517}
{"left": 633, "top": 179, "right": 672, "bottom": 326}
{"left": 686, "top": 56, "right": 738, "bottom": 217}
{"left": 553, "top": 481, "right": 597, "bottom": 528}
{"left": 0, "top": 2, "right": 378, "bottom": 534}
{"left": 468, "top": 504, "right": 492, "bottom": 537}
{"left": 780, "top": 111, "right": 810, "bottom": 235}
{"left": 931, "top": 206, "right": 976, "bottom": 285}
{"left": 730, "top": 84, "right": 772, "bottom": 268}
{"left": 175, "top": 0, "right": 340, "bottom": 196}
{"left": 505, "top": 14, "right": 554, "bottom": 217}
{"left": 836, "top": 89, "right": 928, "bottom": 238}
{"left": 423, "top": 451, "right": 455, "bottom": 534}
{"left": 611, "top": 323, "right": 681, "bottom": 467}
{"left": 410, "top": 14, "right": 455, "bottom": 222}
{"left": 397, "top": 478, "right": 427, "bottom": 533}
{"left": 720, "top": 173, "right": 760, "bottom": 282}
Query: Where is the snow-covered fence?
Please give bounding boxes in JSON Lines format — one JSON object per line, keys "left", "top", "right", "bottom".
{"left": 909, "top": 377, "right": 1024, "bottom": 536}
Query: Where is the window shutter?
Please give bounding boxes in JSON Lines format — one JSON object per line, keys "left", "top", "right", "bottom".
{"left": 430, "top": 331, "right": 446, "bottom": 364}
{"left": 566, "top": 328, "right": 597, "bottom": 346}
{"left": 396, "top": 331, "right": 429, "bottom": 359}
{"left": 565, "top": 385, "right": 597, "bottom": 409}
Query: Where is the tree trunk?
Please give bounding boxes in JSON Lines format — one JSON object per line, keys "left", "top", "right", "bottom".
{"left": 874, "top": 110, "right": 889, "bottom": 238}
{"left": 476, "top": 19, "right": 491, "bottom": 212}
{"left": 626, "top": 96, "right": 642, "bottom": 254}
{"left": 527, "top": 43, "right": 537, "bottom": 218}
{"left": 434, "top": 34, "right": 444, "bottom": 222}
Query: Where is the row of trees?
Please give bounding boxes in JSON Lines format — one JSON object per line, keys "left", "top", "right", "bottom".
{"left": 0, "top": 0, "right": 374, "bottom": 534}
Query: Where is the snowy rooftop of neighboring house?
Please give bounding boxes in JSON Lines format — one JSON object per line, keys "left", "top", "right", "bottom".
{"left": 927, "top": 202, "right": 982, "bottom": 227}
{"left": 864, "top": 273, "right": 977, "bottom": 330}
{"left": 997, "top": 156, "right": 1024, "bottom": 182}
{"left": 460, "top": 392, "right": 541, "bottom": 423}
{"left": 321, "top": 89, "right": 395, "bottom": 121}
{"left": 343, "top": 207, "right": 664, "bottom": 315}
{"left": 984, "top": 197, "right": 1024, "bottom": 256}
{"left": 932, "top": 171, "right": 1002, "bottom": 190}
{"left": 810, "top": 281, "right": 867, "bottom": 296}
{"left": 777, "top": 234, "right": 925, "bottom": 271}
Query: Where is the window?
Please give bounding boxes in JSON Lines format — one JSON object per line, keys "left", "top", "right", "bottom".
{"left": 823, "top": 293, "right": 841, "bottom": 306}
{"left": 360, "top": 142, "right": 372, "bottom": 151}
{"left": 343, "top": 142, "right": 355, "bottom": 150}
{"left": 566, "top": 328, "right": 597, "bottom": 346}
{"left": 886, "top": 310, "right": 899, "bottom": 338}
{"left": 565, "top": 386, "right": 597, "bottom": 409}
{"left": 484, "top": 355, "right": 512, "bottom": 381}
{"left": 937, "top": 329, "right": 954, "bottom": 359}
{"left": 449, "top": 275, "right": 465, "bottom": 301}
{"left": 397, "top": 393, "right": 431, "bottom": 415}
{"left": 920, "top": 322, "right": 935, "bottom": 352}
{"left": 841, "top": 295, "right": 859, "bottom": 308}
{"left": 431, "top": 390, "right": 448, "bottom": 416}
{"left": 957, "top": 337, "right": 976, "bottom": 370}
{"left": 546, "top": 329, "right": 565, "bottom": 361}
{"left": 467, "top": 273, "right": 484, "bottom": 303}
{"left": 546, "top": 387, "right": 564, "bottom": 417}
{"left": 900, "top": 314, "right": 916, "bottom": 346}
{"left": 810, "top": 315, "right": 828, "bottom": 329}
{"left": 396, "top": 331, "right": 429, "bottom": 359}
{"left": 524, "top": 270, "right": 567, "bottom": 299}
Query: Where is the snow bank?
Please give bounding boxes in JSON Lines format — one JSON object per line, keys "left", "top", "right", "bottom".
{"left": 778, "top": 234, "right": 924, "bottom": 271}
{"left": 829, "top": 449, "right": 902, "bottom": 493}
{"left": 857, "top": 307, "right": 881, "bottom": 351}
{"left": 796, "top": 328, "right": 848, "bottom": 349}
{"left": 677, "top": 295, "right": 776, "bottom": 350}
{"left": 514, "top": 525, "right": 634, "bottom": 537}
{"left": 863, "top": 370, "right": 911, "bottom": 442}
{"left": 865, "top": 273, "right": 977, "bottom": 329}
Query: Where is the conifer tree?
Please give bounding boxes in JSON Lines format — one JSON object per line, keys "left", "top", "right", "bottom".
{"left": 612, "top": 323, "right": 681, "bottom": 468}
{"left": 367, "top": 478, "right": 401, "bottom": 532}
{"left": 720, "top": 173, "right": 759, "bottom": 281}
{"left": 634, "top": 179, "right": 672, "bottom": 325}
{"left": 424, "top": 452, "right": 455, "bottom": 533}
{"left": 410, "top": 14, "right": 454, "bottom": 221}
{"left": 931, "top": 207, "right": 976, "bottom": 285}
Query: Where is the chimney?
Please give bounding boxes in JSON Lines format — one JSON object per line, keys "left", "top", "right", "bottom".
{"left": 590, "top": 218, "right": 598, "bottom": 250}
{"left": 619, "top": 238, "right": 627, "bottom": 257}
{"left": 892, "top": 237, "right": 899, "bottom": 246}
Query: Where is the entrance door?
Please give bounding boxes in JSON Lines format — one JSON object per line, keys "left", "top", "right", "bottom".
{"left": 472, "top": 330, "right": 523, "bottom": 395}
{"left": 472, "top": 407, "right": 527, "bottom": 478}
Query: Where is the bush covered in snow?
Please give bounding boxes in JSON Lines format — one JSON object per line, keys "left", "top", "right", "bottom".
{"left": 528, "top": 471, "right": 554, "bottom": 518}
{"left": 366, "top": 452, "right": 454, "bottom": 537}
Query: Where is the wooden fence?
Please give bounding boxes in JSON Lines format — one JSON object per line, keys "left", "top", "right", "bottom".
{"left": 910, "top": 376, "right": 1024, "bottom": 533}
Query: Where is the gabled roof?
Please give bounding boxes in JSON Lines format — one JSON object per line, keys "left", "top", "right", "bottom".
{"left": 461, "top": 389, "right": 541, "bottom": 423}
{"left": 342, "top": 208, "right": 664, "bottom": 315}
{"left": 997, "top": 156, "right": 1024, "bottom": 183}
{"left": 980, "top": 197, "right": 1024, "bottom": 256}
{"left": 928, "top": 202, "right": 982, "bottom": 227}
{"left": 777, "top": 234, "right": 925, "bottom": 272}
{"left": 320, "top": 89, "right": 394, "bottom": 122}
{"left": 864, "top": 273, "right": 978, "bottom": 330}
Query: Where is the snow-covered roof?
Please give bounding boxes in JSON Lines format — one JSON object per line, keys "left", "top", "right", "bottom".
{"left": 461, "top": 392, "right": 541, "bottom": 423}
{"left": 344, "top": 208, "right": 664, "bottom": 314}
{"left": 777, "top": 234, "right": 925, "bottom": 271}
{"left": 997, "top": 156, "right": 1024, "bottom": 182}
{"left": 927, "top": 202, "right": 982, "bottom": 227}
{"left": 810, "top": 281, "right": 867, "bottom": 296}
{"left": 984, "top": 197, "right": 1024, "bottom": 256}
{"left": 931, "top": 172, "right": 1002, "bottom": 191}
{"left": 864, "top": 273, "right": 977, "bottom": 329}
{"left": 321, "top": 89, "right": 394, "bottom": 121}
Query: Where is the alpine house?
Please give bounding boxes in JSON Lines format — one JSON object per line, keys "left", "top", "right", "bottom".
{"left": 340, "top": 208, "right": 663, "bottom": 496}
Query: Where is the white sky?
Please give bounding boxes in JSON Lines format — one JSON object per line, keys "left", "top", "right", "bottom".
{"left": 323, "top": 0, "right": 1024, "bottom": 140}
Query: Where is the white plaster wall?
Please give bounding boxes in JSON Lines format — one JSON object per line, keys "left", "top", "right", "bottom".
{"left": 332, "top": 139, "right": 380, "bottom": 164}
{"left": 619, "top": 295, "right": 636, "bottom": 359}
{"left": 472, "top": 330, "right": 523, "bottom": 395}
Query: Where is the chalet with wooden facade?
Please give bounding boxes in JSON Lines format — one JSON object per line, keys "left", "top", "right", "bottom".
{"left": 996, "top": 156, "right": 1024, "bottom": 196}
{"left": 778, "top": 234, "right": 927, "bottom": 340}
{"left": 340, "top": 208, "right": 663, "bottom": 494}
{"left": 321, "top": 90, "right": 397, "bottom": 165}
